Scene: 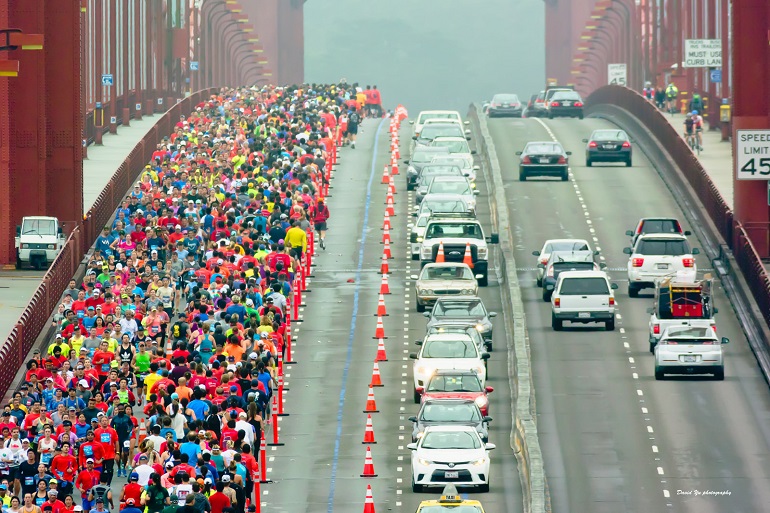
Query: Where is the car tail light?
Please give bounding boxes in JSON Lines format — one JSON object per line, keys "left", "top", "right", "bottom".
{"left": 557, "top": 156, "right": 567, "bottom": 164}
{"left": 712, "top": 325, "right": 717, "bottom": 334}
{"left": 588, "top": 141, "right": 597, "bottom": 148}
{"left": 522, "top": 156, "right": 531, "bottom": 164}
{"left": 636, "top": 223, "right": 643, "bottom": 234}
{"left": 546, "top": 266, "right": 554, "bottom": 277}
{"left": 632, "top": 257, "right": 644, "bottom": 267}
{"left": 622, "top": 141, "right": 631, "bottom": 148}
{"left": 536, "top": 98, "right": 544, "bottom": 103}
{"left": 574, "top": 102, "right": 584, "bottom": 107}
{"left": 609, "top": 297, "right": 615, "bottom": 306}
{"left": 682, "top": 257, "right": 694, "bottom": 267}
{"left": 490, "top": 103, "right": 497, "bottom": 108}
{"left": 653, "top": 324, "right": 660, "bottom": 335}
{"left": 540, "top": 258, "right": 548, "bottom": 265}
{"left": 554, "top": 298, "right": 560, "bottom": 307}
{"left": 550, "top": 101, "right": 560, "bottom": 107}
{"left": 675, "top": 220, "right": 683, "bottom": 233}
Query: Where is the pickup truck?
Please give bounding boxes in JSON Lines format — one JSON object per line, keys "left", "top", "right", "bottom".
{"left": 647, "top": 275, "right": 717, "bottom": 353}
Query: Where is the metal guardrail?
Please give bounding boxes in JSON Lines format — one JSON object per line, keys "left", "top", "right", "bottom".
{"left": 0, "top": 87, "right": 218, "bottom": 401}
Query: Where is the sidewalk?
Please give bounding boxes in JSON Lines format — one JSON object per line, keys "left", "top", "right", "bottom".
{"left": 0, "top": 115, "right": 161, "bottom": 342}
{"left": 662, "top": 111, "right": 734, "bottom": 208}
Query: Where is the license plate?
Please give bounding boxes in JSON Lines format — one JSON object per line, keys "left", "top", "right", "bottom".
{"left": 603, "top": 145, "right": 615, "bottom": 149}
{"left": 656, "top": 263, "right": 669, "bottom": 270}
{"left": 683, "top": 355, "right": 696, "bottom": 363}
{"left": 563, "top": 101, "right": 571, "bottom": 106}
{"left": 502, "top": 104, "right": 510, "bottom": 107}
{"left": 445, "top": 471, "right": 459, "bottom": 478}
{"left": 539, "top": 158, "right": 550, "bottom": 164}
{"left": 578, "top": 312, "right": 591, "bottom": 318}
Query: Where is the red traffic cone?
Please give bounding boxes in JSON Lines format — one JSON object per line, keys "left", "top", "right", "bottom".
{"left": 381, "top": 228, "right": 391, "bottom": 245}
{"left": 381, "top": 165, "right": 390, "bottom": 184}
{"left": 363, "top": 386, "right": 379, "bottom": 413}
{"left": 435, "top": 241, "right": 446, "bottom": 263}
{"left": 380, "top": 274, "right": 390, "bottom": 294}
{"left": 363, "top": 414, "right": 377, "bottom": 444}
{"left": 386, "top": 196, "right": 395, "bottom": 216}
{"left": 370, "top": 361, "right": 383, "bottom": 387}
{"left": 361, "top": 446, "right": 378, "bottom": 477}
{"left": 388, "top": 175, "right": 397, "bottom": 195}
{"left": 363, "top": 485, "right": 376, "bottom": 513}
{"left": 379, "top": 254, "right": 389, "bottom": 275}
{"left": 375, "top": 338, "right": 388, "bottom": 362}
{"left": 376, "top": 294, "right": 387, "bottom": 316}
{"left": 382, "top": 213, "right": 391, "bottom": 230}
{"left": 463, "top": 241, "right": 474, "bottom": 268}
{"left": 373, "top": 316, "right": 386, "bottom": 339}
{"left": 383, "top": 240, "right": 392, "bottom": 259}
{"left": 391, "top": 160, "right": 399, "bottom": 176}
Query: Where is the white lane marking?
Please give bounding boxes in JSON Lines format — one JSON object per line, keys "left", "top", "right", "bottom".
{"left": 629, "top": 357, "right": 635, "bottom": 364}
{"left": 632, "top": 373, "right": 638, "bottom": 379}
{"left": 637, "top": 389, "right": 643, "bottom": 396}
{"left": 652, "top": 445, "right": 659, "bottom": 453}
{"left": 647, "top": 426, "right": 654, "bottom": 433}
{"left": 657, "top": 467, "right": 665, "bottom": 475}
{"left": 642, "top": 407, "right": 648, "bottom": 414}
{"left": 663, "top": 490, "right": 670, "bottom": 498}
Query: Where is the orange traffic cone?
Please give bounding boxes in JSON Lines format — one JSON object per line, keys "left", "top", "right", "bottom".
{"left": 388, "top": 175, "right": 396, "bottom": 195}
{"left": 375, "top": 338, "right": 388, "bottom": 362}
{"left": 383, "top": 240, "right": 392, "bottom": 259}
{"left": 381, "top": 228, "right": 391, "bottom": 245}
{"left": 363, "top": 485, "right": 376, "bottom": 513}
{"left": 391, "top": 160, "right": 399, "bottom": 176}
{"left": 463, "top": 241, "right": 474, "bottom": 268}
{"left": 363, "top": 414, "right": 377, "bottom": 444}
{"left": 370, "top": 361, "right": 383, "bottom": 387}
{"left": 361, "top": 446, "right": 378, "bottom": 477}
{"left": 386, "top": 196, "right": 395, "bottom": 216}
{"left": 380, "top": 274, "right": 390, "bottom": 294}
{"left": 376, "top": 294, "right": 387, "bottom": 316}
{"left": 381, "top": 165, "right": 390, "bottom": 184}
{"left": 379, "top": 254, "right": 389, "bottom": 275}
{"left": 382, "top": 213, "right": 391, "bottom": 230}
{"left": 138, "top": 419, "right": 147, "bottom": 443}
{"left": 373, "top": 316, "right": 386, "bottom": 339}
{"left": 436, "top": 241, "right": 446, "bottom": 263}
{"left": 363, "top": 386, "right": 379, "bottom": 413}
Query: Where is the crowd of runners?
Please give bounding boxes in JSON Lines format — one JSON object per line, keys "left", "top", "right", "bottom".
{"left": 2, "top": 82, "right": 382, "bottom": 513}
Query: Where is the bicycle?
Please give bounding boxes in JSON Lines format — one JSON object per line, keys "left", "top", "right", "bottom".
{"left": 685, "top": 132, "right": 700, "bottom": 156}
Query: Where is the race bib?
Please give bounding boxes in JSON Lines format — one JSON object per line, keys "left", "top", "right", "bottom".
{"left": 41, "top": 453, "right": 52, "bottom": 465}
{"left": 123, "top": 440, "right": 130, "bottom": 448}
{"left": 83, "top": 445, "right": 93, "bottom": 457}
{"left": 100, "top": 433, "right": 111, "bottom": 444}
{"left": 24, "top": 476, "right": 33, "bottom": 485}
{"left": 101, "top": 364, "right": 110, "bottom": 372}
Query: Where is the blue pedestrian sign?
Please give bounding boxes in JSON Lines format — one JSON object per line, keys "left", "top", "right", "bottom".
{"left": 190, "top": 61, "right": 199, "bottom": 71}
{"left": 710, "top": 69, "right": 722, "bottom": 83}
{"left": 101, "top": 74, "right": 114, "bottom": 86}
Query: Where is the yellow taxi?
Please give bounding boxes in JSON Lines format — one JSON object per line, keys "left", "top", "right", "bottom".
{"left": 415, "top": 484, "right": 486, "bottom": 512}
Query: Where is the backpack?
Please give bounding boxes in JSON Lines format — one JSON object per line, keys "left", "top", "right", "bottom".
{"left": 90, "top": 484, "right": 110, "bottom": 506}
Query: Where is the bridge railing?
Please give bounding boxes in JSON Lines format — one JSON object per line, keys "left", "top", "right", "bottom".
{"left": 0, "top": 88, "right": 217, "bottom": 402}
{"left": 585, "top": 85, "right": 770, "bottom": 330}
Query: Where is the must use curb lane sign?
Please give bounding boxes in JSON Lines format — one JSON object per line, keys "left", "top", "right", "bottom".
{"left": 737, "top": 130, "right": 770, "bottom": 180}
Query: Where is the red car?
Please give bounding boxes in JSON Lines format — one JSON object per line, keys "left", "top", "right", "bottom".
{"left": 421, "top": 370, "right": 494, "bottom": 416}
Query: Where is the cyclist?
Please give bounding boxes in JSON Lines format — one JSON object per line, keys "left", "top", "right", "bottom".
{"left": 642, "top": 82, "right": 654, "bottom": 101}
{"left": 689, "top": 91, "right": 704, "bottom": 114}
{"left": 691, "top": 110, "right": 704, "bottom": 150}
{"left": 683, "top": 112, "right": 696, "bottom": 150}
{"left": 665, "top": 83, "right": 679, "bottom": 114}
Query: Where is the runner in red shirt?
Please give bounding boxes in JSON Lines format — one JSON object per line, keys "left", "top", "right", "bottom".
{"left": 93, "top": 417, "right": 119, "bottom": 484}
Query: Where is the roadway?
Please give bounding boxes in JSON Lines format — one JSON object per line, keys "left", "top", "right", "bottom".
{"left": 487, "top": 115, "right": 770, "bottom": 513}
{"left": 263, "top": 118, "right": 521, "bottom": 512}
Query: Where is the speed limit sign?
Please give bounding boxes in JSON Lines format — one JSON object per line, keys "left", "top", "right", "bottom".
{"left": 736, "top": 130, "right": 770, "bottom": 180}
{"left": 608, "top": 64, "right": 627, "bottom": 87}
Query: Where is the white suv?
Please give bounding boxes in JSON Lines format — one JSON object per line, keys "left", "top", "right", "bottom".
{"left": 624, "top": 234, "right": 700, "bottom": 297}
{"left": 551, "top": 270, "right": 618, "bottom": 331}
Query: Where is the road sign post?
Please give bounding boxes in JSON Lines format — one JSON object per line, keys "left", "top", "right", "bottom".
{"left": 607, "top": 64, "right": 627, "bottom": 87}
{"left": 736, "top": 130, "right": 770, "bottom": 180}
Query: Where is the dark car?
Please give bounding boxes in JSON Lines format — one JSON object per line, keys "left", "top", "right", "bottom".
{"left": 516, "top": 141, "right": 571, "bottom": 181}
{"left": 584, "top": 129, "right": 633, "bottom": 167}
{"left": 547, "top": 90, "right": 584, "bottom": 119}
{"left": 405, "top": 147, "right": 450, "bottom": 190}
{"left": 625, "top": 217, "right": 691, "bottom": 245}
{"left": 524, "top": 91, "right": 547, "bottom": 118}
{"left": 424, "top": 297, "right": 497, "bottom": 345}
{"left": 487, "top": 93, "right": 523, "bottom": 118}
{"left": 409, "top": 397, "right": 492, "bottom": 443}
{"left": 540, "top": 250, "right": 604, "bottom": 301}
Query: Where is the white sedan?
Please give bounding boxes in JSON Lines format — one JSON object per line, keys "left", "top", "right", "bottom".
{"left": 411, "top": 333, "right": 489, "bottom": 403}
{"left": 532, "top": 238, "right": 594, "bottom": 287}
{"left": 408, "top": 425, "right": 495, "bottom": 493}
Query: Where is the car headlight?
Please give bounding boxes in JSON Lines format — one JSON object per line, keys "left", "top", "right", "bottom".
{"left": 474, "top": 396, "right": 489, "bottom": 408}
{"left": 477, "top": 247, "right": 487, "bottom": 258}
{"left": 416, "top": 366, "right": 435, "bottom": 377}
{"left": 415, "top": 431, "right": 424, "bottom": 439}
{"left": 422, "top": 249, "right": 433, "bottom": 258}
{"left": 473, "top": 365, "right": 485, "bottom": 375}
{"left": 475, "top": 323, "right": 490, "bottom": 332}
{"left": 419, "top": 289, "right": 433, "bottom": 295}
{"left": 417, "top": 458, "right": 432, "bottom": 466}
{"left": 461, "top": 289, "right": 474, "bottom": 295}
{"left": 415, "top": 237, "right": 423, "bottom": 243}
{"left": 470, "top": 457, "right": 488, "bottom": 466}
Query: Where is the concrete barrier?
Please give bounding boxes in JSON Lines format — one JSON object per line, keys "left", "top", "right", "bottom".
{"left": 468, "top": 104, "right": 549, "bottom": 513}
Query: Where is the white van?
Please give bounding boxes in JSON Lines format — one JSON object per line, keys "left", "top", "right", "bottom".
{"left": 15, "top": 216, "right": 65, "bottom": 270}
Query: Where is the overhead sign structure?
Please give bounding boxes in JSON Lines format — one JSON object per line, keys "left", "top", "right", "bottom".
{"left": 736, "top": 130, "right": 770, "bottom": 180}
{"left": 101, "top": 74, "right": 114, "bottom": 86}
{"left": 684, "top": 39, "right": 722, "bottom": 68}
{"left": 608, "top": 63, "right": 627, "bottom": 86}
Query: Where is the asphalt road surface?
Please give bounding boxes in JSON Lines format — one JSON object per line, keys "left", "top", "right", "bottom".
{"left": 487, "top": 115, "right": 770, "bottom": 513}
{"left": 263, "top": 118, "right": 522, "bottom": 513}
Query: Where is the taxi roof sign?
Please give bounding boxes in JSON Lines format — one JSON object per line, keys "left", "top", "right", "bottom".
{"left": 439, "top": 484, "right": 462, "bottom": 503}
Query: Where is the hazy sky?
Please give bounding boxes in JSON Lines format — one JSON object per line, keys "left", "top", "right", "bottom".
{"left": 304, "top": 0, "right": 545, "bottom": 113}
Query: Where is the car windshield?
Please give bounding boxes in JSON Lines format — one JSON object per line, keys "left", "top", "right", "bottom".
{"left": 422, "top": 266, "right": 475, "bottom": 281}
{"left": 426, "top": 374, "right": 483, "bottom": 393}
{"left": 525, "top": 143, "right": 562, "bottom": 154}
{"left": 637, "top": 239, "right": 690, "bottom": 256}
{"left": 666, "top": 327, "right": 712, "bottom": 338}
{"left": 420, "top": 200, "right": 469, "bottom": 214}
{"left": 419, "top": 113, "right": 460, "bottom": 124}
{"left": 420, "top": 126, "right": 463, "bottom": 140}
{"left": 418, "top": 507, "right": 483, "bottom": 513}
{"left": 22, "top": 219, "right": 57, "bottom": 236}
{"left": 552, "top": 262, "right": 595, "bottom": 274}
{"left": 592, "top": 130, "right": 627, "bottom": 141}
{"left": 421, "top": 430, "right": 481, "bottom": 450}
{"left": 421, "top": 402, "right": 482, "bottom": 421}
{"left": 640, "top": 220, "right": 681, "bottom": 234}
{"left": 493, "top": 94, "right": 519, "bottom": 103}
{"left": 413, "top": 150, "right": 448, "bottom": 163}
{"left": 559, "top": 277, "right": 609, "bottom": 295}
{"left": 544, "top": 241, "right": 589, "bottom": 253}
{"left": 425, "top": 223, "right": 483, "bottom": 239}
{"left": 428, "top": 181, "right": 471, "bottom": 195}
{"left": 431, "top": 140, "right": 471, "bottom": 154}
{"left": 552, "top": 91, "right": 581, "bottom": 101}
{"left": 422, "top": 338, "right": 477, "bottom": 358}
{"left": 434, "top": 300, "right": 485, "bottom": 317}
